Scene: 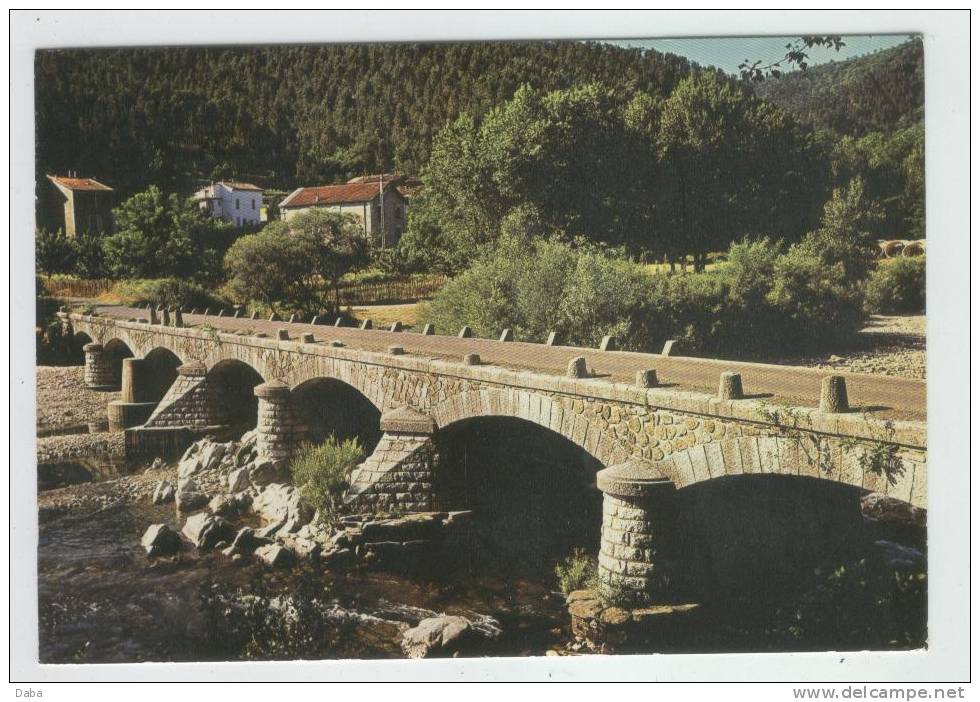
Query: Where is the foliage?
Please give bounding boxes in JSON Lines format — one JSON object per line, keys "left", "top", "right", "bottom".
{"left": 754, "top": 39, "right": 924, "bottom": 137}
{"left": 112, "top": 278, "right": 231, "bottom": 310}
{"left": 35, "top": 228, "right": 107, "bottom": 277}
{"left": 739, "top": 36, "right": 845, "bottom": 82}
{"left": 101, "top": 186, "right": 235, "bottom": 280}
{"left": 224, "top": 210, "right": 370, "bottom": 317}
{"left": 422, "top": 235, "right": 652, "bottom": 349}
{"left": 554, "top": 548, "right": 598, "bottom": 595}
{"left": 864, "top": 256, "right": 926, "bottom": 315}
{"left": 36, "top": 42, "right": 697, "bottom": 197}
{"left": 289, "top": 437, "right": 365, "bottom": 526}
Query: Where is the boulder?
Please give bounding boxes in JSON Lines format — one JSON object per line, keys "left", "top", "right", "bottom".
{"left": 208, "top": 492, "right": 251, "bottom": 518}
{"left": 319, "top": 546, "right": 353, "bottom": 568}
{"left": 181, "top": 513, "right": 234, "bottom": 550}
{"left": 281, "top": 535, "right": 321, "bottom": 560}
{"left": 141, "top": 524, "right": 182, "bottom": 557}
{"left": 175, "top": 477, "right": 208, "bottom": 511}
{"left": 400, "top": 615, "right": 474, "bottom": 658}
{"left": 252, "top": 483, "right": 313, "bottom": 533}
{"left": 152, "top": 480, "right": 175, "bottom": 505}
{"left": 227, "top": 467, "right": 250, "bottom": 493}
{"left": 254, "top": 543, "right": 293, "bottom": 567}
{"left": 221, "top": 526, "right": 269, "bottom": 557}
{"left": 234, "top": 442, "right": 257, "bottom": 468}
{"left": 249, "top": 461, "right": 288, "bottom": 487}
{"left": 362, "top": 512, "right": 444, "bottom": 542}
{"left": 872, "top": 540, "right": 926, "bottom": 571}
{"left": 198, "top": 441, "right": 228, "bottom": 472}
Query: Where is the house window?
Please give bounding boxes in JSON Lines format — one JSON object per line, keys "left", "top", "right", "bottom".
{"left": 395, "top": 206, "right": 403, "bottom": 221}
{"left": 252, "top": 198, "right": 256, "bottom": 210}
{"left": 236, "top": 198, "right": 240, "bottom": 210}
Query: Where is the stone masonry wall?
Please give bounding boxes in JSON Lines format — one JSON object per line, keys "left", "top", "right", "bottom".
{"left": 347, "top": 432, "right": 436, "bottom": 514}
{"left": 143, "top": 371, "right": 211, "bottom": 429}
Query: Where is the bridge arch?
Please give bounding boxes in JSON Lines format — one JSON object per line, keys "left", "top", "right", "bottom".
{"left": 143, "top": 347, "right": 183, "bottom": 403}
{"left": 291, "top": 376, "right": 382, "bottom": 451}
{"left": 430, "top": 388, "right": 633, "bottom": 467}
{"left": 433, "top": 414, "right": 605, "bottom": 576}
{"left": 207, "top": 358, "right": 265, "bottom": 430}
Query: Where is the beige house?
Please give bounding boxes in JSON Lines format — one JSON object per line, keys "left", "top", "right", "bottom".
{"left": 44, "top": 174, "right": 114, "bottom": 237}
{"left": 279, "top": 175, "right": 408, "bottom": 248}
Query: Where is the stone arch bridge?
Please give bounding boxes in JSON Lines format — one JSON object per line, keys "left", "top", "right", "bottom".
{"left": 63, "top": 307, "right": 927, "bottom": 603}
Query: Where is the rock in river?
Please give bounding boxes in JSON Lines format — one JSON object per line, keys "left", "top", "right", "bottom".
{"left": 141, "top": 524, "right": 182, "bottom": 557}
{"left": 400, "top": 615, "right": 474, "bottom": 658}
{"left": 152, "top": 480, "right": 175, "bottom": 505}
{"left": 181, "top": 513, "right": 234, "bottom": 550}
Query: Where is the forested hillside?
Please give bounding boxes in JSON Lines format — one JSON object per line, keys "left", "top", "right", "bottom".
{"left": 35, "top": 41, "right": 700, "bottom": 197}
{"left": 753, "top": 38, "right": 924, "bottom": 136}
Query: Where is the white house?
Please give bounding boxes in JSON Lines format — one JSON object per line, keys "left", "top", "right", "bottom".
{"left": 192, "top": 181, "right": 263, "bottom": 229}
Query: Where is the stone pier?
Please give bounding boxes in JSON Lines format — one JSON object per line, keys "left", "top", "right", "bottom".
{"left": 254, "top": 380, "right": 306, "bottom": 463}
{"left": 346, "top": 406, "right": 437, "bottom": 514}
{"left": 107, "top": 358, "right": 158, "bottom": 430}
{"left": 82, "top": 342, "right": 116, "bottom": 390}
{"left": 596, "top": 459, "right": 677, "bottom": 606}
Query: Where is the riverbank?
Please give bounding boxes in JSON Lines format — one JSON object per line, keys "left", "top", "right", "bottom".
{"left": 37, "top": 366, "right": 119, "bottom": 434}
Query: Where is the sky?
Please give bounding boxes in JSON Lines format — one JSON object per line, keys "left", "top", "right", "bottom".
{"left": 606, "top": 34, "right": 913, "bottom": 76}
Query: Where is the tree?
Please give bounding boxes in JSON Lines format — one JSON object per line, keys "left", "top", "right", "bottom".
{"left": 739, "top": 36, "right": 845, "bottom": 82}
{"left": 223, "top": 210, "right": 369, "bottom": 316}
{"left": 656, "top": 72, "right": 819, "bottom": 269}
{"left": 101, "top": 186, "right": 233, "bottom": 279}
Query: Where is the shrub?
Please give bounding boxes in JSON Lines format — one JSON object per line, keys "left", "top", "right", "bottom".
{"left": 289, "top": 437, "right": 365, "bottom": 525}
{"left": 864, "top": 257, "right": 925, "bottom": 315}
{"left": 113, "top": 278, "right": 231, "bottom": 310}
{"left": 423, "top": 235, "right": 652, "bottom": 348}
{"left": 554, "top": 548, "right": 598, "bottom": 595}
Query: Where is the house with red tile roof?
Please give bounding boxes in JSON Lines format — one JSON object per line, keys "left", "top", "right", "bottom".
{"left": 279, "top": 177, "right": 408, "bottom": 248}
{"left": 43, "top": 174, "right": 114, "bottom": 237}
{"left": 191, "top": 181, "right": 264, "bottom": 230}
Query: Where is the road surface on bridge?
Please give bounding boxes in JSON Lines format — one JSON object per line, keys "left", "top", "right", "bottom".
{"left": 92, "top": 304, "right": 926, "bottom": 421}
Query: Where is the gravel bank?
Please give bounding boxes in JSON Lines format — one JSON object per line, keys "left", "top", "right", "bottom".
{"left": 38, "top": 463, "right": 176, "bottom": 521}
{"left": 37, "top": 366, "right": 119, "bottom": 433}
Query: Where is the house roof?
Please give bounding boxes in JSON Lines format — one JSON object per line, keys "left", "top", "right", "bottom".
{"left": 346, "top": 173, "right": 400, "bottom": 184}
{"left": 47, "top": 174, "right": 113, "bottom": 192}
{"left": 280, "top": 182, "right": 402, "bottom": 209}
{"left": 217, "top": 181, "right": 263, "bottom": 192}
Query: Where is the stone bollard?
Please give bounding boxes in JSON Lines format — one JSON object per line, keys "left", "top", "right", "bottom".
{"left": 462, "top": 353, "right": 481, "bottom": 366}
{"left": 289, "top": 314, "right": 298, "bottom": 323}
{"left": 546, "top": 331, "right": 560, "bottom": 346}
{"left": 161, "top": 308, "right": 171, "bottom": 326}
{"left": 335, "top": 317, "right": 344, "bottom": 327}
{"left": 567, "top": 356, "right": 589, "bottom": 378}
{"left": 203, "top": 307, "right": 211, "bottom": 316}
{"left": 254, "top": 380, "right": 305, "bottom": 464}
{"left": 718, "top": 372, "right": 744, "bottom": 400}
{"left": 250, "top": 311, "right": 259, "bottom": 320}
{"left": 149, "top": 307, "right": 159, "bottom": 325}
{"left": 459, "top": 326, "right": 473, "bottom": 338}
{"left": 277, "top": 329, "right": 289, "bottom": 341}
{"left": 661, "top": 340, "right": 678, "bottom": 357}
{"left": 331, "top": 340, "right": 345, "bottom": 347}
{"left": 107, "top": 358, "right": 157, "bottom": 430}
{"left": 421, "top": 323, "right": 435, "bottom": 335}
{"left": 388, "top": 321, "right": 402, "bottom": 332}
{"left": 173, "top": 309, "right": 184, "bottom": 328}
{"left": 310, "top": 316, "right": 319, "bottom": 326}
{"left": 301, "top": 333, "right": 315, "bottom": 343}
{"left": 599, "top": 335, "right": 614, "bottom": 352}
{"left": 360, "top": 319, "right": 373, "bottom": 330}
{"left": 189, "top": 308, "right": 198, "bottom": 315}
{"left": 217, "top": 309, "right": 225, "bottom": 317}
{"left": 234, "top": 308, "right": 242, "bottom": 318}
{"left": 820, "top": 375, "right": 849, "bottom": 413}
{"left": 269, "top": 312, "right": 280, "bottom": 321}
{"left": 596, "top": 459, "right": 677, "bottom": 606}
{"left": 499, "top": 328, "right": 514, "bottom": 342}
{"left": 636, "top": 369, "right": 658, "bottom": 388}
{"left": 388, "top": 346, "right": 405, "bottom": 356}
{"left": 83, "top": 343, "right": 116, "bottom": 390}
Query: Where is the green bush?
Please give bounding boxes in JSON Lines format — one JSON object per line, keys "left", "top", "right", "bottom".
{"left": 554, "top": 548, "right": 598, "bottom": 595}
{"left": 864, "top": 257, "right": 925, "bottom": 314}
{"left": 114, "top": 278, "right": 231, "bottom": 310}
{"left": 423, "top": 235, "right": 652, "bottom": 348}
{"left": 289, "top": 437, "right": 365, "bottom": 525}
